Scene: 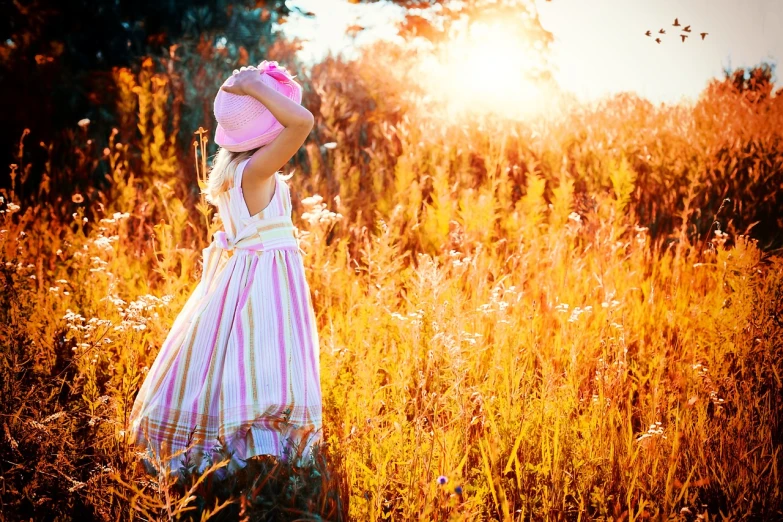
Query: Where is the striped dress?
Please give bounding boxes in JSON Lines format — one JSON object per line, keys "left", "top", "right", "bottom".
{"left": 128, "top": 158, "right": 323, "bottom": 476}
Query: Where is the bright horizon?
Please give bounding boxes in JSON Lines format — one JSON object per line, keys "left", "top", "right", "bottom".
{"left": 281, "top": 0, "right": 783, "bottom": 105}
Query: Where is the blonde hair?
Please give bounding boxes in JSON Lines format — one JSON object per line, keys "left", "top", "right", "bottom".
{"left": 203, "top": 146, "right": 257, "bottom": 205}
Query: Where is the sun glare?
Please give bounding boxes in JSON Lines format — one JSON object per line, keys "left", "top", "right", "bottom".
{"left": 416, "top": 18, "right": 554, "bottom": 121}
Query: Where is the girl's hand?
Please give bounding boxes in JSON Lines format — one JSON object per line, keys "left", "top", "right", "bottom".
{"left": 220, "top": 66, "right": 263, "bottom": 96}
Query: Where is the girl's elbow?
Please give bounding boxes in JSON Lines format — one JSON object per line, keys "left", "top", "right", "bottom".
{"left": 285, "top": 111, "right": 313, "bottom": 133}
{"left": 299, "top": 110, "right": 315, "bottom": 128}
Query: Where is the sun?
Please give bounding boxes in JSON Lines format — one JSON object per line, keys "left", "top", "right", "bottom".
{"left": 414, "top": 17, "right": 555, "bottom": 121}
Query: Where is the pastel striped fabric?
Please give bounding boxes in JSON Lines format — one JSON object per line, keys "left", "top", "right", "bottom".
{"left": 128, "top": 158, "right": 323, "bottom": 476}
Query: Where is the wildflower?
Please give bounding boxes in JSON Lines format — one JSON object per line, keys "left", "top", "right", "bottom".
{"left": 72, "top": 193, "right": 84, "bottom": 203}
{"left": 568, "top": 306, "right": 591, "bottom": 323}
{"left": 93, "top": 234, "right": 117, "bottom": 251}
{"left": 301, "top": 194, "right": 343, "bottom": 227}
{"left": 323, "top": 142, "right": 337, "bottom": 149}
{"left": 78, "top": 118, "right": 90, "bottom": 128}
{"left": 301, "top": 194, "right": 324, "bottom": 207}
{"left": 455, "top": 485, "right": 463, "bottom": 495}
{"left": 103, "top": 147, "right": 110, "bottom": 156}
{"left": 437, "top": 475, "right": 448, "bottom": 485}
{"left": 635, "top": 420, "right": 666, "bottom": 442}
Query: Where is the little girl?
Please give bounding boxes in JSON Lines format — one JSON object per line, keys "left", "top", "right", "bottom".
{"left": 127, "top": 60, "right": 323, "bottom": 478}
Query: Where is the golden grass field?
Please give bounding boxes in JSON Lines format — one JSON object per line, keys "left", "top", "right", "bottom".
{"left": 1, "top": 44, "right": 782, "bottom": 521}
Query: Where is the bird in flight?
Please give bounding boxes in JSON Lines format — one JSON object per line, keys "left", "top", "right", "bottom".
{"left": 680, "top": 34, "right": 688, "bottom": 42}
{"left": 673, "top": 18, "right": 681, "bottom": 27}
{"left": 700, "top": 32, "right": 708, "bottom": 40}
{"left": 645, "top": 30, "right": 652, "bottom": 36}
{"left": 655, "top": 37, "right": 661, "bottom": 44}
{"left": 659, "top": 28, "right": 666, "bottom": 34}
{"left": 683, "top": 25, "right": 692, "bottom": 32}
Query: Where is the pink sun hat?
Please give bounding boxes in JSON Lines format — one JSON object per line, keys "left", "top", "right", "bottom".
{"left": 213, "top": 60, "right": 303, "bottom": 152}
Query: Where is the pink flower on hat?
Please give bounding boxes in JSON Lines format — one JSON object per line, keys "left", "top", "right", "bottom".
{"left": 257, "top": 60, "right": 300, "bottom": 87}
{"left": 213, "top": 61, "right": 303, "bottom": 152}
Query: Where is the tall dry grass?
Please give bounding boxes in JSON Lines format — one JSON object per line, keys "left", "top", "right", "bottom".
{"left": 1, "top": 41, "right": 782, "bottom": 521}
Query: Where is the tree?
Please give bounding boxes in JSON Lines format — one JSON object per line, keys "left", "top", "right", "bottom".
{"left": 0, "top": 0, "right": 302, "bottom": 187}
{"left": 720, "top": 61, "right": 779, "bottom": 103}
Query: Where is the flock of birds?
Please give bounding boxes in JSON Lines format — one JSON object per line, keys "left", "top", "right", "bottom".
{"left": 647, "top": 18, "right": 708, "bottom": 44}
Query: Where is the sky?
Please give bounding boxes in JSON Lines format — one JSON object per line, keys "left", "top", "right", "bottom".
{"left": 280, "top": 0, "right": 782, "bottom": 106}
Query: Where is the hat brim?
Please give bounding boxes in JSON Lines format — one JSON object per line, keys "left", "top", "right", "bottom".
{"left": 215, "top": 120, "right": 285, "bottom": 152}
{"left": 214, "top": 77, "right": 303, "bottom": 152}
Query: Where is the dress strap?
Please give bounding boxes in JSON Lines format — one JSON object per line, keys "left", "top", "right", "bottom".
{"left": 278, "top": 174, "right": 293, "bottom": 215}
{"left": 233, "top": 158, "right": 251, "bottom": 190}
